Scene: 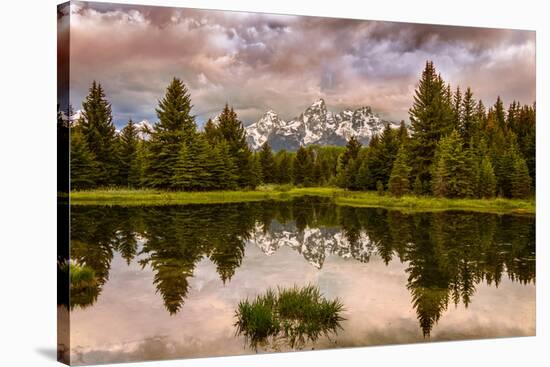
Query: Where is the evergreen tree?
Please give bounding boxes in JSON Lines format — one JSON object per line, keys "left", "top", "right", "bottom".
{"left": 204, "top": 118, "right": 221, "bottom": 146}
{"left": 355, "top": 160, "right": 370, "bottom": 190}
{"left": 340, "top": 136, "right": 362, "bottom": 167}
{"left": 118, "top": 119, "right": 141, "bottom": 187}
{"left": 145, "top": 78, "right": 195, "bottom": 188}
{"left": 209, "top": 141, "right": 238, "bottom": 190}
{"left": 431, "top": 155, "right": 447, "bottom": 198}
{"left": 476, "top": 100, "right": 487, "bottom": 131}
{"left": 135, "top": 140, "right": 147, "bottom": 187}
{"left": 409, "top": 61, "right": 454, "bottom": 189}
{"left": 514, "top": 103, "right": 536, "bottom": 188}
{"left": 388, "top": 147, "right": 411, "bottom": 197}
{"left": 378, "top": 124, "right": 400, "bottom": 186}
{"left": 478, "top": 156, "right": 496, "bottom": 198}
{"left": 172, "top": 133, "right": 216, "bottom": 190}
{"left": 336, "top": 137, "right": 363, "bottom": 189}
{"left": 346, "top": 159, "right": 361, "bottom": 190}
{"left": 397, "top": 120, "right": 409, "bottom": 145}
{"left": 70, "top": 129, "right": 98, "bottom": 189}
{"left": 275, "top": 150, "right": 293, "bottom": 184}
{"left": 312, "top": 158, "right": 323, "bottom": 185}
{"left": 432, "top": 131, "right": 474, "bottom": 198}
{"left": 494, "top": 96, "right": 506, "bottom": 131}
{"left": 249, "top": 153, "right": 262, "bottom": 189}
{"left": 360, "top": 136, "right": 380, "bottom": 189}
{"left": 294, "top": 146, "right": 313, "bottom": 186}
{"left": 413, "top": 175, "right": 423, "bottom": 196}
{"left": 506, "top": 101, "right": 520, "bottom": 133}
{"left": 216, "top": 104, "right": 256, "bottom": 188}
{"left": 452, "top": 86, "right": 462, "bottom": 130}
{"left": 493, "top": 140, "right": 520, "bottom": 198}
{"left": 259, "top": 142, "right": 276, "bottom": 184}
{"left": 510, "top": 154, "right": 531, "bottom": 199}
{"left": 79, "top": 81, "right": 118, "bottom": 186}
{"left": 319, "top": 157, "right": 332, "bottom": 185}
{"left": 460, "top": 87, "right": 477, "bottom": 146}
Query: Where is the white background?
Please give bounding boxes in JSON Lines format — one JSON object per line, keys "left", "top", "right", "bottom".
{"left": 0, "top": 0, "right": 547, "bottom": 366}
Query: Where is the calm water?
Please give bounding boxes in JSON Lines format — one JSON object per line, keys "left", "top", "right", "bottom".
{"left": 66, "top": 197, "right": 535, "bottom": 365}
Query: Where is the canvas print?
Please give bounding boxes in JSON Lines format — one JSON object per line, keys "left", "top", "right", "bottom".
{"left": 57, "top": 1, "right": 536, "bottom": 365}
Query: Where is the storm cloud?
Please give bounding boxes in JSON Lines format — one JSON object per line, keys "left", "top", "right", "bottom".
{"left": 61, "top": 1, "right": 535, "bottom": 128}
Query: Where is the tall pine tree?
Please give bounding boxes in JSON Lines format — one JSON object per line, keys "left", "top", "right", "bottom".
{"left": 478, "top": 156, "right": 496, "bottom": 198}
{"left": 216, "top": 104, "right": 256, "bottom": 188}
{"left": 452, "top": 86, "right": 463, "bottom": 130}
{"left": 409, "top": 61, "right": 453, "bottom": 192}
{"left": 294, "top": 146, "right": 314, "bottom": 186}
{"left": 70, "top": 129, "right": 98, "bottom": 189}
{"left": 79, "top": 81, "right": 118, "bottom": 186}
{"left": 460, "top": 87, "right": 477, "bottom": 146}
{"left": 204, "top": 118, "right": 221, "bottom": 146}
{"left": 145, "top": 78, "right": 196, "bottom": 188}
{"left": 172, "top": 133, "right": 213, "bottom": 190}
{"left": 275, "top": 150, "right": 293, "bottom": 184}
{"left": 118, "top": 119, "right": 141, "bottom": 187}
{"left": 388, "top": 147, "right": 411, "bottom": 197}
{"left": 209, "top": 140, "right": 238, "bottom": 190}
{"left": 259, "top": 142, "right": 276, "bottom": 184}
{"left": 510, "top": 154, "right": 531, "bottom": 199}
{"left": 432, "top": 130, "right": 474, "bottom": 198}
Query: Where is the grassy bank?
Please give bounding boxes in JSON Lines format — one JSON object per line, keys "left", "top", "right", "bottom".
{"left": 70, "top": 186, "right": 535, "bottom": 214}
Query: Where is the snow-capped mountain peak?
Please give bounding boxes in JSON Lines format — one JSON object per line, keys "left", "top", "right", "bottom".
{"left": 246, "top": 99, "right": 399, "bottom": 151}
{"left": 306, "top": 98, "right": 327, "bottom": 114}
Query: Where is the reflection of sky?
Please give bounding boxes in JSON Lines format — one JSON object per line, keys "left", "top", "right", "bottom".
{"left": 70, "top": 240, "right": 535, "bottom": 365}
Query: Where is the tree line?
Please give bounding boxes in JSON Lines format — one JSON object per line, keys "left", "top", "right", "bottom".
{"left": 70, "top": 79, "right": 259, "bottom": 190}
{"left": 334, "top": 61, "right": 535, "bottom": 199}
{"left": 68, "top": 61, "right": 535, "bottom": 199}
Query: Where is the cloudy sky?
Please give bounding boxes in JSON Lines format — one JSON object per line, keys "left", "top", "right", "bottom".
{"left": 58, "top": 1, "right": 535, "bottom": 128}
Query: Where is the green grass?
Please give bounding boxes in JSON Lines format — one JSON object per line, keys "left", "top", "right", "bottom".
{"left": 234, "top": 285, "right": 345, "bottom": 350}
{"left": 69, "top": 186, "right": 338, "bottom": 206}
{"left": 332, "top": 191, "right": 535, "bottom": 214}
{"left": 69, "top": 185, "right": 535, "bottom": 214}
{"left": 64, "top": 262, "right": 100, "bottom": 310}
{"left": 69, "top": 262, "right": 97, "bottom": 288}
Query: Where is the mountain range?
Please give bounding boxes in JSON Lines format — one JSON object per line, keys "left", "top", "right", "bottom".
{"left": 245, "top": 99, "right": 399, "bottom": 151}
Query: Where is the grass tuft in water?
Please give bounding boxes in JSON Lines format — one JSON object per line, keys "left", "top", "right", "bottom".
{"left": 69, "top": 262, "right": 96, "bottom": 286}
{"left": 64, "top": 262, "right": 100, "bottom": 309}
{"left": 234, "top": 285, "right": 345, "bottom": 350}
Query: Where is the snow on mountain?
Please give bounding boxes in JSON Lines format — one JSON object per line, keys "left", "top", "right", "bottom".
{"left": 249, "top": 222, "right": 374, "bottom": 269}
{"left": 59, "top": 109, "right": 83, "bottom": 125}
{"left": 70, "top": 109, "right": 83, "bottom": 123}
{"left": 247, "top": 110, "right": 281, "bottom": 148}
{"left": 246, "top": 99, "right": 400, "bottom": 151}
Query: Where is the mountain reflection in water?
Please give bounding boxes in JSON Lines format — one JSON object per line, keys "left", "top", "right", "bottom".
{"left": 65, "top": 197, "right": 535, "bottom": 363}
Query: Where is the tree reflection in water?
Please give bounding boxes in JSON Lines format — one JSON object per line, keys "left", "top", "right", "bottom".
{"left": 70, "top": 197, "right": 535, "bottom": 337}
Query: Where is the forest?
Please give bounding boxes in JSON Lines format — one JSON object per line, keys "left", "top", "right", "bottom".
{"left": 64, "top": 61, "right": 535, "bottom": 200}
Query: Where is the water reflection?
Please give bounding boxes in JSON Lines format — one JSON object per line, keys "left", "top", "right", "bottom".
{"left": 68, "top": 197, "right": 535, "bottom": 338}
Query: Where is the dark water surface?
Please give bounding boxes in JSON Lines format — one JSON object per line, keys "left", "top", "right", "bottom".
{"left": 67, "top": 197, "right": 535, "bottom": 365}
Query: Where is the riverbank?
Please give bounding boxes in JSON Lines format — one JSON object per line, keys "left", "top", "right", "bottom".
{"left": 69, "top": 186, "right": 535, "bottom": 214}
